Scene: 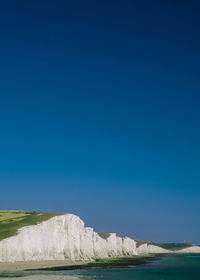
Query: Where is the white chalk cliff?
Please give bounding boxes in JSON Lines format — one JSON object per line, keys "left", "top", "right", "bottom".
{"left": 176, "top": 246, "right": 200, "bottom": 253}
{"left": 136, "top": 243, "right": 170, "bottom": 254}
{"left": 0, "top": 214, "right": 171, "bottom": 262}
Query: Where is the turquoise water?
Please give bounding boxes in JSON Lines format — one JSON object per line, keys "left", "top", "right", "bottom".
{"left": 65, "top": 254, "right": 200, "bottom": 280}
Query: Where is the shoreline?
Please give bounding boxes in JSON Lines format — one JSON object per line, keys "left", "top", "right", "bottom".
{"left": 0, "top": 276, "right": 85, "bottom": 280}
{"left": 25, "top": 254, "right": 164, "bottom": 271}
{"left": 0, "top": 260, "right": 89, "bottom": 272}
{"left": 0, "top": 254, "right": 163, "bottom": 279}
{"left": 0, "top": 260, "right": 89, "bottom": 280}
{"left": 0, "top": 254, "right": 164, "bottom": 276}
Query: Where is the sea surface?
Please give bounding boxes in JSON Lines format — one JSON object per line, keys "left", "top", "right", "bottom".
{"left": 64, "top": 254, "right": 200, "bottom": 280}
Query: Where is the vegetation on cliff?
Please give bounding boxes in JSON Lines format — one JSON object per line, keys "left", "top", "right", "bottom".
{"left": 0, "top": 210, "right": 63, "bottom": 241}
{"left": 97, "top": 232, "right": 111, "bottom": 239}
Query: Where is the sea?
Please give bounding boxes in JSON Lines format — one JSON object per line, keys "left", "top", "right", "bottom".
{"left": 60, "top": 254, "right": 200, "bottom": 280}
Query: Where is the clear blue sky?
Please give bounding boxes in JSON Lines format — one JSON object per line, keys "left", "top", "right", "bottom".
{"left": 0, "top": 0, "right": 200, "bottom": 243}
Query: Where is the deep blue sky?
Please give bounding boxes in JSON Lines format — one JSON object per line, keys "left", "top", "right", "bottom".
{"left": 0, "top": 0, "right": 200, "bottom": 243}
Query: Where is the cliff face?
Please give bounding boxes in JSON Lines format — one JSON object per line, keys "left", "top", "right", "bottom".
{"left": 0, "top": 214, "right": 138, "bottom": 262}
{"left": 136, "top": 243, "right": 170, "bottom": 254}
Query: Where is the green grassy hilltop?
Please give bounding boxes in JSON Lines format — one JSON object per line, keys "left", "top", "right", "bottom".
{"left": 0, "top": 210, "right": 63, "bottom": 241}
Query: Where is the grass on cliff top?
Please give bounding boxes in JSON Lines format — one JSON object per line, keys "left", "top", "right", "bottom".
{"left": 97, "top": 232, "right": 111, "bottom": 239}
{"left": 136, "top": 240, "right": 195, "bottom": 250}
{"left": 0, "top": 210, "right": 64, "bottom": 241}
